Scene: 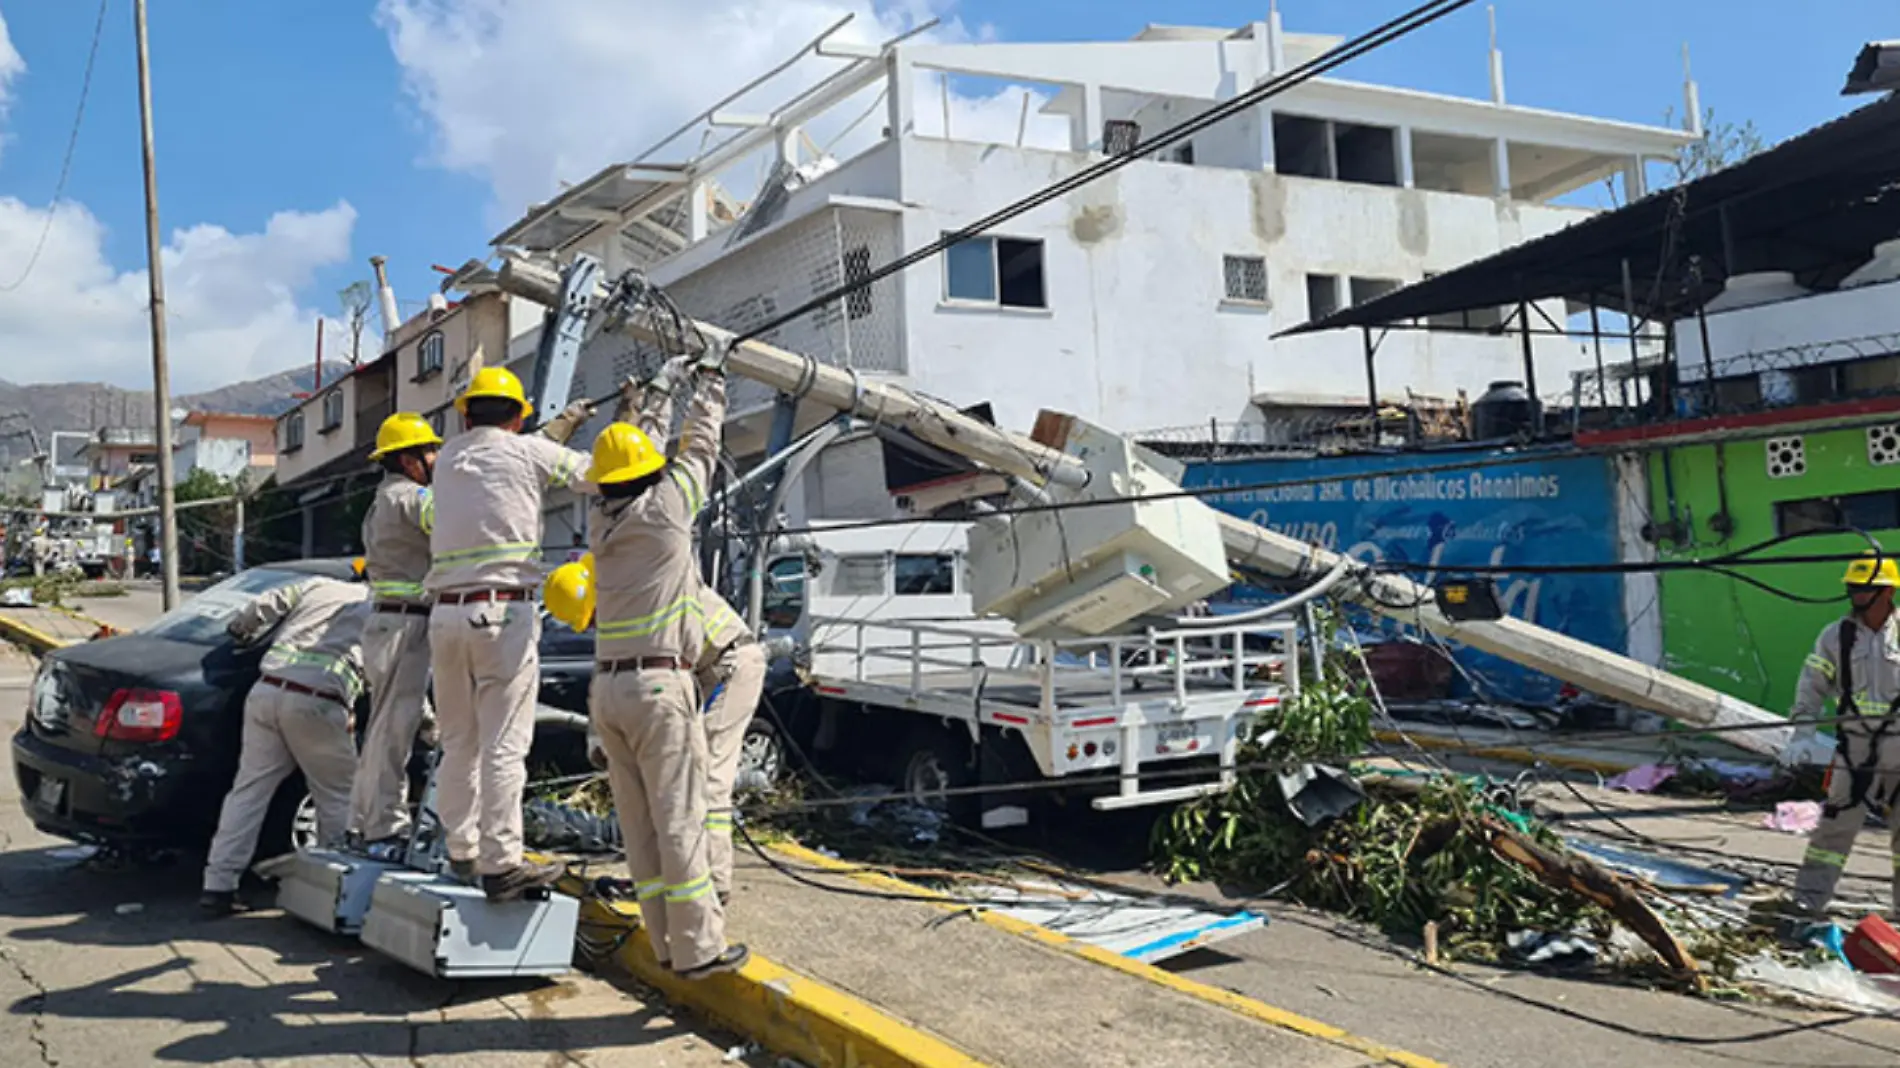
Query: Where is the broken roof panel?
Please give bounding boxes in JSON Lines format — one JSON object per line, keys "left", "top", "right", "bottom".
{"left": 489, "top": 161, "right": 690, "bottom": 255}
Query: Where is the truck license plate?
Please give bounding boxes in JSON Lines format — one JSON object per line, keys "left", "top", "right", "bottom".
{"left": 1156, "top": 723, "right": 1196, "bottom": 746}
{"left": 36, "top": 776, "right": 65, "bottom": 812}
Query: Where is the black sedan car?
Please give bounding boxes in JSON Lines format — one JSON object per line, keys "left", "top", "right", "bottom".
{"left": 13, "top": 559, "right": 593, "bottom": 863}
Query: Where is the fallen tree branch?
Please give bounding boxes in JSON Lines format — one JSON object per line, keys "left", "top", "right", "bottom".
{"left": 1482, "top": 818, "right": 1703, "bottom": 985}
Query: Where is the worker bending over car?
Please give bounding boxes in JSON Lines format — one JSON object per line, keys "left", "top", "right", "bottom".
{"left": 201, "top": 565, "right": 371, "bottom": 915}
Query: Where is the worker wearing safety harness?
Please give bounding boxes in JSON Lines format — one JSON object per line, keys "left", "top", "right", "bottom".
{"left": 624, "top": 357, "right": 766, "bottom": 905}
{"left": 201, "top": 569, "right": 371, "bottom": 915}
{"left": 348, "top": 413, "right": 443, "bottom": 854}
{"left": 425, "top": 367, "right": 595, "bottom": 900}
{"left": 1781, "top": 552, "right": 1900, "bottom": 926}
{"left": 584, "top": 348, "right": 748, "bottom": 979}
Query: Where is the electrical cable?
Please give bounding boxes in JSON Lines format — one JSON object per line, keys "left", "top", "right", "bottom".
{"left": 0, "top": 0, "right": 111, "bottom": 294}
{"left": 732, "top": 0, "right": 1478, "bottom": 344}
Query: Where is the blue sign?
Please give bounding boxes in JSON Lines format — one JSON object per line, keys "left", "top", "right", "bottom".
{"left": 1182, "top": 448, "right": 1627, "bottom": 705}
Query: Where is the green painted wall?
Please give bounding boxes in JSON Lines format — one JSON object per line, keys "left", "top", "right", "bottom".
{"left": 1649, "top": 424, "right": 1900, "bottom": 714}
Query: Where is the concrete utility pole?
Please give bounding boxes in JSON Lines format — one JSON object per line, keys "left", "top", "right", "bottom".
{"left": 493, "top": 253, "right": 1795, "bottom": 756}
{"left": 133, "top": 0, "right": 179, "bottom": 610}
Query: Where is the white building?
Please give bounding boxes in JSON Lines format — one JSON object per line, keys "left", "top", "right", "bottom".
{"left": 491, "top": 15, "right": 1695, "bottom": 523}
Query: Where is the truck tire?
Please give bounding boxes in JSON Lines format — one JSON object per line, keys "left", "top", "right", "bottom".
{"left": 896, "top": 720, "right": 977, "bottom": 825}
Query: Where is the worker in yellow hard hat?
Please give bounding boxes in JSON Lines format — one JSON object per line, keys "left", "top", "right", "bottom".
{"left": 587, "top": 344, "right": 748, "bottom": 979}
{"left": 346, "top": 412, "right": 445, "bottom": 857}
{"left": 423, "top": 366, "right": 597, "bottom": 899}
{"left": 1775, "top": 550, "right": 1900, "bottom": 936}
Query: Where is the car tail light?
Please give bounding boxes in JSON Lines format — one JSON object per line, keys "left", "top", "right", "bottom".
{"left": 95, "top": 688, "right": 183, "bottom": 743}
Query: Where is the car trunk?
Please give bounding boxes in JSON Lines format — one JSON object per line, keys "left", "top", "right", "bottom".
{"left": 29, "top": 635, "right": 248, "bottom": 758}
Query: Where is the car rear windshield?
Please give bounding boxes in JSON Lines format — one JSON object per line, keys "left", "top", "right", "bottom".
{"left": 140, "top": 568, "right": 313, "bottom": 645}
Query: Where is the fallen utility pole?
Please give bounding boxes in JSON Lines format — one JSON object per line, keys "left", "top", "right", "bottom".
{"left": 490, "top": 255, "right": 1791, "bottom": 758}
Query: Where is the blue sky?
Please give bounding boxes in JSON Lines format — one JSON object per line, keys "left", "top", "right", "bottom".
{"left": 0, "top": 0, "right": 1886, "bottom": 391}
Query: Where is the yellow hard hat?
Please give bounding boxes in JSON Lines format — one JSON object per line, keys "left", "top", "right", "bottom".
{"left": 587, "top": 422, "right": 665, "bottom": 484}
{"left": 543, "top": 559, "right": 596, "bottom": 631}
{"left": 369, "top": 412, "right": 444, "bottom": 460}
{"left": 1843, "top": 552, "right": 1900, "bottom": 588}
{"left": 456, "top": 366, "right": 533, "bottom": 419}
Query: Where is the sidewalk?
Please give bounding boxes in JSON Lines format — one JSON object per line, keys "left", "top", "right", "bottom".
{"left": 579, "top": 840, "right": 1440, "bottom": 1068}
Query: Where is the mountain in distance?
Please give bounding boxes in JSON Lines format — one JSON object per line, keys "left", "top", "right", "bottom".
{"left": 0, "top": 360, "right": 354, "bottom": 468}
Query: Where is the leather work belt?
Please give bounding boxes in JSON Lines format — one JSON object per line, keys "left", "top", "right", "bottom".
{"left": 598, "top": 656, "right": 690, "bottom": 674}
{"left": 435, "top": 588, "right": 531, "bottom": 605}
{"left": 260, "top": 675, "right": 348, "bottom": 707}
{"left": 374, "top": 603, "right": 432, "bottom": 616}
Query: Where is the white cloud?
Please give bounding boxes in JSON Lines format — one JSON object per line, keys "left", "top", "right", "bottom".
{"left": 0, "top": 197, "right": 358, "bottom": 392}
{"left": 376, "top": 0, "right": 1069, "bottom": 219}
{"left": 0, "top": 10, "right": 356, "bottom": 394}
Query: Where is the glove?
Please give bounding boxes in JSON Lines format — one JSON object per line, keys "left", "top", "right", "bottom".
{"left": 1777, "top": 731, "right": 1836, "bottom": 769}
{"left": 540, "top": 399, "right": 595, "bottom": 445}
{"left": 694, "top": 341, "right": 732, "bottom": 376}
{"left": 648, "top": 355, "right": 691, "bottom": 396}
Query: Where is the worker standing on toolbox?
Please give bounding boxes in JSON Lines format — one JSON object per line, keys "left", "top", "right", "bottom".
{"left": 1776, "top": 551, "right": 1900, "bottom": 934}
{"left": 619, "top": 355, "right": 767, "bottom": 906}
{"left": 201, "top": 567, "right": 372, "bottom": 915}
{"left": 585, "top": 347, "right": 748, "bottom": 979}
{"left": 348, "top": 412, "right": 443, "bottom": 857}
{"left": 426, "top": 366, "right": 595, "bottom": 900}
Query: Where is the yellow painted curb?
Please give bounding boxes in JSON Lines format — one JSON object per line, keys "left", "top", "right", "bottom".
{"left": 768, "top": 840, "right": 1450, "bottom": 1068}
{"left": 0, "top": 613, "right": 68, "bottom": 655}
{"left": 563, "top": 883, "right": 990, "bottom": 1068}
{"left": 1375, "top": 729, "right": 1637, "bottom": 777}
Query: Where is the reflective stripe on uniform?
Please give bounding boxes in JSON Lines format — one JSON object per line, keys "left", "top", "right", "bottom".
{"left": 371, "top": 580, "right": 426, "bottom": 599}
{"left": 418, "top": 489, "right": 435, "bottom": 535}
{"left": 432, "top": 541, "right": 538, "bottom": 567}
{"left": 1806, "top": 654, "right": 1837, "bottom": 682}
{"left": 705, "top": 812, "right": 734, "bottom": 834}
{"left": 1805, "top": 846, "right": 1848, "bottom": 869}
{"left": 550, "top": 452, "right": 585, "bottom": 488}
{"left": 664, "top": 874, "right": 713, "bottom": 902}
{"left": 669, "top": 467, "right": 704, "bottom": 516}
{"left": 263, "top": 645, "right": 363, "bottom": 704}
{"left": 597, "top": 596, "right": 704, "bottom": 640}
{"left": 634, "top": 877, "right": 664, "bottom": 901}
{"left": 701, "top": 598, "right": 743, "bottom": 660}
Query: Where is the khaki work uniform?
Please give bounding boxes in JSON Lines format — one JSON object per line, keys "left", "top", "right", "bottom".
{"left": 425, "top": 426, "right": 591, "bottom": 876}
{"left": 586, "top": 587, "right": 769, "bottom": 898}
{"left": 349, "top": 474, "right": 437, "bottom": 843}
{"left": 203, "top": 577, "right": 370, "bottom": 893}
{"left": 590, "top": 371, "right": 728, "bottom": 971}
{"left": 698, "top": 590, "right": 767, "bottom": 898}
{"left": 1789, "top": 615, "right": 1900, "bottom": 917}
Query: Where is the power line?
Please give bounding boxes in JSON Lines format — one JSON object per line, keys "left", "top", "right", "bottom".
{"left": 0, "top": 0, "right": 112, "bottom": 293}
{"left": 734, "top": 0, "right": 1477, "bottom": 343}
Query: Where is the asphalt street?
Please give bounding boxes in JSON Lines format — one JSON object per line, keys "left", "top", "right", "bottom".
{"left": 0, "top": 642, "right": 747, "bottom": 1068}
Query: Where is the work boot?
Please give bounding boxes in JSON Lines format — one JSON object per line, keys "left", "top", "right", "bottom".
{"left": 198, "top": 890, "right": 243, "bottom": 917}
{"left": 676, "top": 944, "right": 750, "bottom": 980}
{"left": 448, "top": 858, "right": 477, "bottom": 885}
{"left": 481, "top": 857, "right": 564, "bottom": 902}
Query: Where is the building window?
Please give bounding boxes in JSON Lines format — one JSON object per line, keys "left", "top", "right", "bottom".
{"left": 283, "top": 411, "right": 305, "bottom": 453}
{"left": 1223, "top": 256, "right": 1269, "bottom": 304}
{"left": 827, "top": 554, "right": 889, "bottom": 598}
{"left": 320, "top": 391, "right": 344, "bottom": 433}
{"left": 1776, "top": 489, "right": 1900, "bottom": 537}
{"left": 1164, "top": 142, "right": 1195, "bottom": 166}
{"left": 1102, "top": 119, "right": 1141, "bottom": 156}
{"left": 944, "top": 235, "right": 1047, "bottom": 309}
{"left": 1306, "top": 274, "right": 1341, "bottom": 320}
{"left": 894, "top": 553, "right": 957, "bottom": 596}
{"left": 428, "top": 409, "right": 448, "bottom": 438}
{"left": 762, "top": 557, "right": 807, "bottom": 629}
{"left": 417, "top": 331, "right": 445, "bottom": 380}
{"left": 843, "top": 245, "right": 873, "bottom": 321}
{"left": 1350, "top": 277, "right": 1403, "bottom": 306}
